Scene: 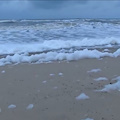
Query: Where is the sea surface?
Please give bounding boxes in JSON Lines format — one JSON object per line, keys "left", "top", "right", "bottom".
{"left": 0, "top": 19, "right": 120, "bottom": 65}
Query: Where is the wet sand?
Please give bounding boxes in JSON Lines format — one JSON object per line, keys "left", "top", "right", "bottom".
{"left": 0, "top": 57, "right": 120, "bottom": 120}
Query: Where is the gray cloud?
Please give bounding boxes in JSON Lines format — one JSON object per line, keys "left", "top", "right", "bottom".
{"left": 29, "top": 0, "right": 88, "bottom": 9}
{"left": 0, "top": 0, "right": 120, "bottom": 19}
{"left": 30, "top": 1, "right": 65, "bottom": 9}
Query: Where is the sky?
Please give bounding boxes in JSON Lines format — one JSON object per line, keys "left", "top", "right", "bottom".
{"left": 0, "top": 0, "right": 120, "bottom": 19}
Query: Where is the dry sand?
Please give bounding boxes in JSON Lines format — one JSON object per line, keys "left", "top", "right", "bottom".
{"left": 0, "top": 57, "right": 120, "bottom": 120}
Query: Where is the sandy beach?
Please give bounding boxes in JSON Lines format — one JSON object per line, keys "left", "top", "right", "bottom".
{"left": 0, "top": 57, "right": 120, "bottom": 120}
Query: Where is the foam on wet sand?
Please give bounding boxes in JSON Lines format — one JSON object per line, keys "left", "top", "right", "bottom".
{"left": 76, "top": 93, "right": 89, "bottom": 100}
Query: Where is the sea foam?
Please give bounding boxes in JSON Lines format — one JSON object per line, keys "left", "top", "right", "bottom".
{"left": 0, "top": 49, "right": 114, "bottom": 66}
{"left": 0, "top": 48, "right": 120, "bottom": 66}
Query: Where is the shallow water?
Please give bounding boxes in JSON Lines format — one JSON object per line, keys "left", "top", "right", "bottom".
{"left": 0, "top": 19, "right": 120, "bottom": 54}
{"left": 0, "top": 19, "right": 120, "bottom": 65}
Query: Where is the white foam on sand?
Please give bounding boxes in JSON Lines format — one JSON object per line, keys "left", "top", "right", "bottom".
{"left": 81, "top": 118, "right": 94, "bottom": 120}
{"left": 26, "top": 104, "right": 34, "bottom": 110}
{"left": 8, "top": 104, "right": 16, "bottom": 109}
{"left": 99, "top": 76, "right": 120, "bottom": 92}
{"left": 87, "top": 68, "right": 101, "bottom": 73}
{"left": 0, "top": 49, "right": 114, "bottom": 66}
{"left": 94, "top": 77, "right": 108, "bottom": 81}
{"left": 0, "top": 48, "right": 120, "bottom": 66}
{"left": 76, "top": 93, "right": 89, "bottom": 100}
{"left": 42, "top": 80, "right": 47, "bottom": 83}
{"left": 1, "top": 70, "right": 5, "bottom": 73}
{"left": 49, "top": 74, "right": 55, "bottom": 76}
{"left": 58, "top": 73, "right": 63, "bottom": 76}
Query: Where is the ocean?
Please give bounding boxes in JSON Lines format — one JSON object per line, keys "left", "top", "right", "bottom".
{"left": 0, "top": 19, "right": 120, "bottom": 65}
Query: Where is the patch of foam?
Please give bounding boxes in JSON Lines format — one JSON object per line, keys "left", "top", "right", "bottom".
{"left": 76, "top": 93, "right": 89, "bottom": 100}
{"left": 87, "top": 69, "right": 101, "bottom": 73}
{"left": 100, "top": 76, "right": 120, "bottom": 92}
{"left": 1, "top": 70, "right": 5, "bottom": 73}
{"left": 42, "top": 81, "right": 47, "bottom": 83}
{"left": 49, "top": 74, "right": 55, "bottom": 76}
{"left": 113, "top": 49, "right": 120, "bottom": 57}
{"left": 26, "top": 104, "right": 34, "bottom": 110}
{"left": 81, "top": 118, "right": 94, "bottom": 120}
{"left": 8, "top": 104, "right": 16, "bottom": 109}
{"left": 103, "top": 49, "right": 109, "bottom": 52}
{"left": 94, "top": 77, "right": 108, "bottom": 81}
{"left": 58, "top": 73, "right": 63, "bottom": 76}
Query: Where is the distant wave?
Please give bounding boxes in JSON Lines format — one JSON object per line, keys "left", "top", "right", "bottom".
{"left": 0, "top": 37, "right": 119, "bottom": 55}
{"left": 0, "top": 18, "right": 120, "bottom": 24}
{"left": 84, "top": 19, "right": 120, "bottom": 24}
{"left": 0, "top": 20, "right": 18, "bottom": 23}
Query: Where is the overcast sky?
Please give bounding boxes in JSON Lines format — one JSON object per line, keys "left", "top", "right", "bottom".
{"left": 0, "top": 0, "right": 120, "bottom": 19}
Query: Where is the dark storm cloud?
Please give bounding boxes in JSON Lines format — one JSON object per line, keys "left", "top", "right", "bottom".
{"left": 30, "top": 1, "right": 65, "bottom": 9}
{"left": 0, "top": 0, "right": 120, "bottom": 19}
{"left": 29, "top": 0, "right": 88, "bottom": 9}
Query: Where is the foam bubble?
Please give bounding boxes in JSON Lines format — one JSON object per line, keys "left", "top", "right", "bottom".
{"left": 81, "top": 118, "right": 94, "bottom": 120}
{"left": 99, "top": 76, "right": 120, "bottom": 92}
{"left": 8, "top": 104, "right": 16, "bottom": 109}
{"left": 87, "top": 69, "right": 101, "bottom": 73}
{"left": 1, "top": 70, "right": 5, "bottom": 73}
{"left": 94, "top": 77, "right": 108, "bottom": 81}
{"left": 58, "top": 73, "right": 63, "bottom": 76}
{"left": 76, "top": 93, "right": 89, "bottom": 100}
{"left": 26, "top": 104, "right": 34, "bottom": 110}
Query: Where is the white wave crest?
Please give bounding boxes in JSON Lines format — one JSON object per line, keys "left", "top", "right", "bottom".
{"left": 0, "top": 37, "right": 120, "bottom": 55}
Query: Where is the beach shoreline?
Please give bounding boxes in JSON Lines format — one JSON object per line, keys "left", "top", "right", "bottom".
{"left": 0, "top": 57, "right": 120, "bottom": 120}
